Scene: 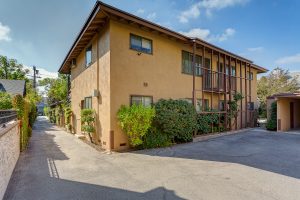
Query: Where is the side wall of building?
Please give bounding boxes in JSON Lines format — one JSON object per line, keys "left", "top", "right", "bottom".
{"left": 70, "top": 24, "right": 111, "bottom": 148}
{"left": 277, "top": 98, "right": 300, "bottom": 131}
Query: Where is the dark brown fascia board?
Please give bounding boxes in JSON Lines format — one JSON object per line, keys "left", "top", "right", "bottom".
{"left": 59, "top": 0, "right": 268, "bottom": 73}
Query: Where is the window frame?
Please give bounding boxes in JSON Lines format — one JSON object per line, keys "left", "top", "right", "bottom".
{"left": 130, "top": 95, "right": 153, "bottom": 107}
{"left": 85, "top": 45, "right": 92, "bottom": 67}
{"left": 181, "top": 50, "right": 202, "bottom": 76}
{"left": 129, "top": 34, "right": 153, "bottom": 54}
{"left": 84, "top": 96, "right": 92, "bottom": 109}
{"left": 247, "top": 102, "right": 254, "bottom": 111}
{"left": 248, "top": 71, "right": 254, "bottom": 80}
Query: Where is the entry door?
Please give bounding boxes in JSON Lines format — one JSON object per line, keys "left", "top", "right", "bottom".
{"left": 290, "top": 102, "right": 294, "bottom": 129}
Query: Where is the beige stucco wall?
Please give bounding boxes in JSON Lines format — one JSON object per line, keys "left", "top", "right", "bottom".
{"left": 0, "top": 121, "right": 20, "bottom": 200}
{"left": 70, "top": 19, "right": 260, "bottom": 150}
{"left": 277, "top": 98, "right": 300, "bottom": 131}
{"left": 109, "top": 19, "right": 259, "bottom": 150}
{"left": 70, "top": 24, "right": 111, "bottom": 148}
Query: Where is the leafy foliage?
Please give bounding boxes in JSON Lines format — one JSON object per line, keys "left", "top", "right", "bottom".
{"left": 64, "top": 107, "right": 72, "bottom": 132}
{"left": 142, "top": 127, "right": 172, "bottom": 149}
{"left": 154, "top": 99, "right": 197, "bottom": 143}
{"left": 266, "top": 102, "right": 277, "bottom": 131}
{"left": 258, "top": 67, "right": 299, "bottom": 117}
{"left": 39, "top": 74, "right": 68, "bottom": 106}
{"left": 197, "top": 110, "right": 219, "bottom": 134}
{"left": 117, "top": 104, "right": 155, "bottom": 147}
{"left": 12, "top": 94, "right": 24, "bottom": 119}
{"left": 81, "top": 109, "right": 96, "bottom": 143}
{"left": 0, "top": 55, "right": 29, "bottom": 80}
{"left": 0, "top": 92, "right": 12, "bottom": 109}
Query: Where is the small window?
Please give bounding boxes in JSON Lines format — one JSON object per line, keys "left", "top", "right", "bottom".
{"left": 130, "top": 34, "right": 152, "bottom": 54}
{"left": 248, "top": 72, "right": 253, "bottom": 80}
{"left": 247, "top": 102, "right": 254, "bottom": 110}
{"left": 85, "top": 45, "right": 92, "bottom": 67}
{"left": 84, "top": 97, "right": 92, "bottom": 109}
{"left": 231, "top": 66, "right": 236, "bottom": 76}
{"left": 182, "top": 51, "right": 202, "bottom": 76}
{"left": 196, "top": 99, "right": 209, "bottom": 112}
{"left": 131, "top": 96, "right": 152, "bottom": 107}
{"left": 219, "top": 100, "right": 225, "bottom": 111}
{"left": 204, "top": 58, "right": 211, "bottom": 69}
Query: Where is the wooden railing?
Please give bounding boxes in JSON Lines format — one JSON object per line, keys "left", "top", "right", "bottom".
{"left": 202, "top": 68, "right": 237, "bottom": 92}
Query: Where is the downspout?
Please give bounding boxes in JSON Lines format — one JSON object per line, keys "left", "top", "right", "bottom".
{"left": 96, "top": 31, "right": 100, "bottom": 144}
{"left": 192, "top": 40, "right": 196, "bottom": 107}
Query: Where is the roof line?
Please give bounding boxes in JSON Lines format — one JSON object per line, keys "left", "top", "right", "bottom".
{"left": 59, "top": 1, "right": 268, "bottom": 73}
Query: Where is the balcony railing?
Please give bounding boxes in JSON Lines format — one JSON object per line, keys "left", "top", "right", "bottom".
{"left": 202, "top": 68, "right": 237, "bottom": 92}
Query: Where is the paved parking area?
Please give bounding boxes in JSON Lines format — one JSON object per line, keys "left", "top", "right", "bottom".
{"left": 4, "top": 117, "right": 300, "bottom": 200}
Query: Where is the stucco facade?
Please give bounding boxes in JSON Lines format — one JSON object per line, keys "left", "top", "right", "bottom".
{"left": 60, "top": 2, "right": 267, "bottom": 151}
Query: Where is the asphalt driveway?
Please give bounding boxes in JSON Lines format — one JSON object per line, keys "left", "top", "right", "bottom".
{"left": 4, "top": 117, "right": 300, "bottom": 200}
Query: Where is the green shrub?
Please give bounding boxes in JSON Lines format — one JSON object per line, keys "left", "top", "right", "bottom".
{"left": 81, "top": 109, "right": 96, "bottom": 143}
{"left": 20, "top": 100, "right": 30, "bottom": 151}
{"left": 266, "top": 102, "right": 277, "bottom": 131}
{"left": 44, "top": 106, "right": 49, "bottom": 116}
{"left": 64, "top": 107, "right": 72, "bottom": 132}
{"left": 142, "top": 127, "right": 172, "bottom": 149}
{"left": 0, "top": 92, "right": 12, "bottom": 110}
{"left": 12, "top": 94, "right": 24, "bottom": 119}
{"left": 154, "top": 99, "right": 197, "bottom": 143}
{"left": 117, "top": 104, "right": 155, "bottom": 147}
{"left": 29, "top": 101, "right": 37, "bottom": 128}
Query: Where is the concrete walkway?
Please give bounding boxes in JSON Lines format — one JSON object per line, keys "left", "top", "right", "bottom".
{"left": 4, "top": 117, "right": 300, "bottom": 200}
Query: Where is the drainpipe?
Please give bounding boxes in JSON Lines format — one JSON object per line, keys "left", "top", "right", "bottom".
{"left": 192, "top": 40, "right": 196, "bottom": 107}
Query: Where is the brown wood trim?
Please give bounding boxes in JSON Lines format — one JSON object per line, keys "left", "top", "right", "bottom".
{"left": 278, "top": 119, "right": 281, "bottom": 131}
{"left": 110, "top": 130, "right": 114, "bottom": 150}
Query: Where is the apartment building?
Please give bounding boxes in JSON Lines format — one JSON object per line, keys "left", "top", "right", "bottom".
{"left": 58, "top": 1, "right": 267, "bottom": 151}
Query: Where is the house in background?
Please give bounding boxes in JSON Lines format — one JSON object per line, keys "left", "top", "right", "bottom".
{"left": 0, "top": 79, "right": 26, "bottom": 97}
{"left": 267, "top": 92, "right": 300, "bottom": 132}
{"left": 58, "top": 1, "right": 267, "bottom": 151}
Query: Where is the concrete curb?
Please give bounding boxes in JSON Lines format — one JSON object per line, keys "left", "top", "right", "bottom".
{"left": 193, "top": 128, "right": 254, "bottom": 143}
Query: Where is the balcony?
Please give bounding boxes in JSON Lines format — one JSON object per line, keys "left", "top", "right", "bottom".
{"left": 202, "top": 68, "right": 237, "bottom": 93}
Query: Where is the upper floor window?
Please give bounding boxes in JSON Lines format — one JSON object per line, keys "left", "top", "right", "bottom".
{"left": 182, "top": 51, "right": 202, "bottom": 76}
{"left": 131, "top": 95, "right": 153, "bottom": 107}
{"left": 248, "top": 72, "right": 253, "bottom": 80}
{"left": 204, "top": 58, "right": 211, "bottom": 69}
{"left": 130, "top": 34, "right": 152, "bottom": 54}
{"left": 231, "top": 66, "right": 236, "bottom": 76}
{"left": 85, "top": 45, "right": 92, "bottom": 67}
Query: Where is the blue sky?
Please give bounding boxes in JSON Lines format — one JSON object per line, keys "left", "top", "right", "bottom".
{"left": 0, "top": 0, "right": 299, "bottom": 76}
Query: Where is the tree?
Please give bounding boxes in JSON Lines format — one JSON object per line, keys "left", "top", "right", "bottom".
{"left": 0, "top": 55, "right": 29, "bottom": 80}
{"left": 39, "top": 74, "right": 68, "bottom": 106}
{"left": 257, "top": 67, "right": 299, "bottom": 117}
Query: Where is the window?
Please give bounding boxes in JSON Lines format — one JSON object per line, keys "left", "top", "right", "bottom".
{"left": 130, "top": 34, "right": 152, "bottom": 54}
{"left": 219, "top": 100, "right": 225, "bottom": 111}
{"left": 247, "top": 102, "right": 254, "bottom": 110}
{"left": 248, "top": 72, "right": 253, "bottom": 80}
{"left": 182, "top": 51, "right": 202, "bottom": 75}
{"left": 231, "top": 66, "right": 236, "bottom": 76}
{"left": 84, "top": 97, "right": 92, "bottom": 109}
{"left": 204, "top": 58, "right": 211, "bottom": 69}
{"left": 85, "top": 45, "right": 92, "bottom": 67}
{"left": 183, "top": 98, "right": 209, "bottom": 112}
{"left": 130, "top": 96, "right": 153, "bottom": 107}
{"left": 226, "top": 65, "right": 229, "bottom": 75}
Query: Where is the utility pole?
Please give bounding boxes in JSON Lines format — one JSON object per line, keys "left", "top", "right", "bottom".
{"left": 33, "top": 66, "right": 39, "bottom": 91}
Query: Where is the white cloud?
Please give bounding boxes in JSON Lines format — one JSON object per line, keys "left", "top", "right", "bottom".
{"left": 180, "top": 28, "right": 235, "bottom": 42}
{"left": 179, "top": 0, "right": 249, "bottom": 23}
{"left": 179, "top": 4, "right": 201, "bottom": 23}
{"left": 147, "top": 12, "right": 157, "bottom": 21}
{"left": 136, "top": 9, "right": 145, "bottom": 15}
{"left": 247, "top": 47, "right": 264, "bottom": 52}
{"left": 275, "top": 53, "right": 300, "bottom": 65}
{"left": 24, "top": 66, "right": 58, "bottom": 79}
{"left": 0, "top": 22, "right": 11, "bottom": 41}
